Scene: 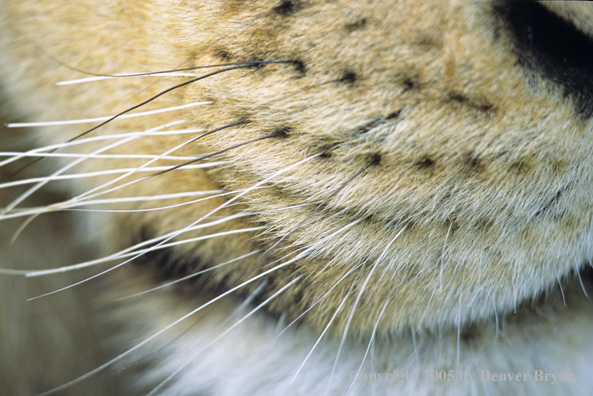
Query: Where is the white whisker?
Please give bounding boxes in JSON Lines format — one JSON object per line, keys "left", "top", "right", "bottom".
{"left": 417, "top": 286, "right": 437, "bottom": 330}
{"left": 56, "top": 72, "right": 201, "bottom": 86}
{"left": 9, "top": 214, "right": 39, "bottom": 244}
{"left": 23, "top": 212, "right": 258, "bottom": 276}
{"left": 37, "top": 256, "right": 307, "bottom": 396}
{"left": 118, "top": 250, "right": 263, "bottom": 300}
{"left": 324, "top": 226, "right": 406, "bottom": 394}
{"left": 290, "top": 294, "right": 349, "bottom": 384}
{"left": 493, "top": 298, "right": 499, "bottom": 338}
{"left": 0, "top": 151, "right": 200, "bottom": 161}
{"left": 261, "top": 217, "right": 361, "bottom": 273}
{"left": 7, "top": 102, "right": 211, "bottom": 128}
{"left": 29, "top": 162, "right": 302, "bottom": 220}
{"left": 122, "top": 280, "right": 267, "bottom": 368}
{"left": 345, "top": 297, "right": 391, "bottom": 396}
{"left": 456, "top": 273, "right": 466, "bottom": 367}
{"left": 0, "top": 164, "right": 225, "bottom": 190}
{"left": 558, "top": 277, "right": 566, "bottom": 307}
{"left": 412, "top": 327, "right": 420, "bottom": 373}
{"left": 67, "top": 193, "right": 226, "bottom": 211}
{"left": 130, "top": 153, "right": 320, "bottom": 278}
{"left": 439, "top": 222, "right": 452, "bottom": 292}
{"left": 5, "top": 121, "right": 183, "bottom": 213}
{"left": 264, "top": 165, "right": 368, "bottom": 256}
{"left": 26, "top": 226, "right": 266, "bottom": 301}
{"left": 0, "top": 268, "right": 27, "bottom": 276}
{"left": 23, "top": 155, "right": 316, "bottom": 333}
{"left": 63, "top": 122, "right": 243, "bottom": 207}
{"left": 68, "top": 198, "right": 306, "bottom": 214}
{"left": 274, "top": 261, "right": 363, "bottom": 340}
{"left": 0, "top": 124, "right": 208, "bottom": 169}
{"left": 576, "top": 269, "right": 589, "bottom": 298}
{"left": 146, "top": 276, "right": 301, "bottom": 396}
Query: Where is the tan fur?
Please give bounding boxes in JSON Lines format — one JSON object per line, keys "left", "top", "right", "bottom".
{"left": 1, "top": 1, "right": 593, "bottom": 395}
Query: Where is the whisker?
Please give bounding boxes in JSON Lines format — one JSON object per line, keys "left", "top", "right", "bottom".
{"left": 576, "top": 269, "right": 589, "bottom": 298}
{"left": 416, "top": 285, "right": 437, "bottom": 330}
{"left": 59, "top": 62, "right": 289, "bottom": 144}
{"left": 146, "top": 276, "right": 301, "bottom": 396}
{"left": 439, "top": 222, "right": 453, "bottom": 292}
{"left": 119, "top": 153, "right": 321, "bottom": 282}
{"left": 66, "top": 192, "right": 246, "bottom": 214}
{"left": 189, "top": 211, "right": 360, "bottom": 315}
{"left": 119, "top": 280, "right": 269, "bottom": 374}
{"left": 558, "top": 277, "right": 566, "bottom": 307}
{"left": 57, "top": 73, "right": 201, "bottom": 85}
{"left": 0, "top": 151, "right": 200, "bottom": 161}
{"left": 0, "top": 164, "right": 224, "bottom": 191}
{"left": 345, "top": 297, "right": 391, "bottom": 396}
{"left": 264, "top": 164, "right": 371, "bottom": 256}
{"left": 325, "top": 226, "right": 406, "bottom": 393}
{"left": 117, "top": 250, "right": 263, "bottom": 300}
{"left": 5, "top": 121, "right": 183, "bottom": 213}
{"left": 251, "top": 214, "right": 361, "bottom": 286}
{"left": 16, "top": 154, "right": 321, "bottom": 277}
{"left": 412, "top": 327, "right": 420, "bottom": 373}
{"left": 290, "top": 294, "right": 350, "bottom": 384}
{"left": 0, "top": 125, "right": 204, "bottom": 169}
{"left": 26, "top": 226, "right": 266, "bottom": 301}
{"left": 10, "top": 61, "right": 289, "bottom": 176}
{"left": 67, "top": 197, "right": 306, "bottom": 215}
{"left": 24, "top": 156, "right": 316, "bottom": 316}
{"left": 493, "top": 298, "right": 499, "bottom": 338}
{"left": 274, "top": 261, "right": 363, "bottom": 340}
{"left": 456, "top": 305, "right": 461, "bottom": 367}
{"left": 0, "top": 269, "right": 27, "bottom": 276}
{"left": 68, "top": 121, "right": 245, "bottom": 204}
{"left": 66, "top": 191, "right": 227, "bottom": 211}
{"left": 0, "top": 190, "right": 225, "bottom": 220}
{"left": 6, "top": 102, "right": 209, "bottom": 128}
{"left": 56, "top": 61, "right": 291, "bottom": 85}
{"left": 9, "top": 214, "right": 40, "bottom": 244}
{"left": 36, "top": 255, "right": 307, "bottom": 396}
{"left": 150, "top": 131, "right": 282, "bottom": 178}
{"left": 18, "top": 212, "right": 258, "bottom": 276}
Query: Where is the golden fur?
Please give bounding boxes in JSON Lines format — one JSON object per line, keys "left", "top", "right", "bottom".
{"left": 1, "top": 1, "right": 593, "bottom": 395}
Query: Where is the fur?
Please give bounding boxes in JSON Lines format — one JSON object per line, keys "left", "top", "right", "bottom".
{"left": 1, "top": 0, "right": 592, "bottom": 395}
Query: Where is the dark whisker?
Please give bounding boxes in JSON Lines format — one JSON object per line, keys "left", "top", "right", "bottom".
{"left": 10, "top": 61, "right": 291, "bottom": 177}
{"left": 67, "top": 62, "right": 289, "bottom": 143}
{"left": 77, "top": 61, "right": 292, "bottom": 79}
{"left": 149, "top": 132, "right": 284, "bottom": 178}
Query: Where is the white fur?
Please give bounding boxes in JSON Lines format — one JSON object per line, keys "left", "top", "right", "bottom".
{"left": 127, "top": 290, "right": 593, "bottom": 396}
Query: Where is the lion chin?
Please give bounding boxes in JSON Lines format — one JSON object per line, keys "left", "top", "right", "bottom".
{"left": 1, "top": 1, "right": 593, "bottom": 395}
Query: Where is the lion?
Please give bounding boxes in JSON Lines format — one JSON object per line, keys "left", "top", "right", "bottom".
{"left": 1, "top": 0, "right": 592, "bottom": 395}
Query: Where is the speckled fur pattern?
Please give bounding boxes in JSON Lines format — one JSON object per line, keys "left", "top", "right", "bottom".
{"left": 0, "top": 1, "right": 593, "bottom": 395}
